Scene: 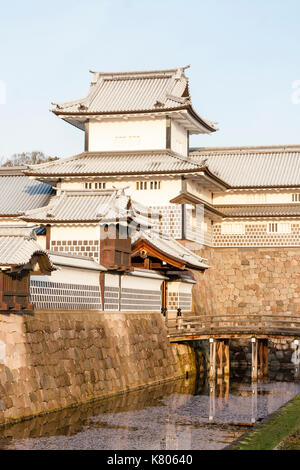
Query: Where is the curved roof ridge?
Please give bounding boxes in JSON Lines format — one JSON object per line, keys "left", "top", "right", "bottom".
{"left": 89, "top": 66, "right": 190, "bottom": 78}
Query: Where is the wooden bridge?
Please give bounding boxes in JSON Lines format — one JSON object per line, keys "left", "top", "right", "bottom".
{"left": 167, "top": 313, "right": 300, "bottom": 382}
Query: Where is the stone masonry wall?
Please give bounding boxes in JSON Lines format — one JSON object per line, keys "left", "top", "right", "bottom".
{"left": 192, "top": 246, "right": 300, "bottom": 317}
{"left": 0, "top": 311, "right": 197, "bottom": 425}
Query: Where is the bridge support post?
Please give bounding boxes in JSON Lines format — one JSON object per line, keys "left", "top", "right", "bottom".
{"left": 209, "top": 381, "right": 215, "bottom": 421}
{"left": 209, "top": 338, "right": 216, "bottom": 381}
{"left": 224, "top": 339, "right": 230, "bottom": 377}
{"left": 263, "top": 339, "right": 268, "bottom": 377}
{"left": 210, "top": 339, "right": 230, "bottom": 380}
{"left": 251, "top": 338, "right": 268, "bottom": 381}
{"left": 251, "top": 337, "right": 258, "bottom": 382}
{"left": 216, "top": 340, "right": 223, "bottom": 378}
{"left": 258, "top": 339, "right": 264, "bottom": 380}
{"left": 251, "top": 382, "right": 258, "bottom": 423}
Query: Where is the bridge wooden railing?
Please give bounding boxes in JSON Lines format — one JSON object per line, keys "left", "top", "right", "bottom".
{"left": 167, "top": 313, "right": 300, "bottom": 337}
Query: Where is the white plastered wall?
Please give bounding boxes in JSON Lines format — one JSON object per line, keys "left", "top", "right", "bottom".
{"left": 213, "top": 190, "right": 299, "bottom": 205}
{"left": 88, "top": 117, "right": 167, "bottom": 152}
{"left": 31, "top": 265, "right": 101, "bottom": 286}
{"left": 50, "top": 224, "right": 99, "bottom": 241}
{"left": 59, "top": 179, "right": 182, "bottom": 206}
{"left": 171, "top": 120, "right": 188, "bottom": 156}
{"left": 121, "top": 273, "right": 163, "bottom": 291}
{"left": 186, "top": 181, "right": 213, "bottom": 204}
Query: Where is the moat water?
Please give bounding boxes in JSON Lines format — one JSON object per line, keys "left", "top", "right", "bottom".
{"left": 1, "top": 373, "right": 300, "bottom": 450}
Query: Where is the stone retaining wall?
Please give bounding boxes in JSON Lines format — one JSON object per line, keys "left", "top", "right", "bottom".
{"left": 0, "top": 310, "right": 198, "bottom": 425}
{"left": 192, "top": 246, "right": 300, "bottom": 317}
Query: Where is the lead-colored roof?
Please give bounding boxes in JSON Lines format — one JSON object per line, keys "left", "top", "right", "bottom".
{"left": 22, "top": 189, "right": 159, "bottom": 225}
{"left": 0, "top": 174, "right": 53, "bottom": 215}
{"left": 131, "top": 230, "right": 209, "bottom": 270}
{"left": 48, "top": 251, "right": 106, "bottom": 271}
{"left": 0, "top": 226, "right": 54, "bottom": 269}
{"left": 191, "top": 145, "right": 300, "bottom": 188}
{"left": 52, "top": 67, "right": 217, "bottom": 132}
{"left": 25, "top": 150, "right": 207, "bottom": 177}
{"left": 22, "top": 191, "right": 114, "bottom": 222}
{"left": 217, "top": 204, "right": 300, "bottom": 218}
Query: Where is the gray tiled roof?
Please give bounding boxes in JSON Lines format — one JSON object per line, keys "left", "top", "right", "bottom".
{"left": 48, "top": 251, "right": 106, "bottom": 271}
{"left": 131, "top": 230, "right": 209, "bottom": 270}
{"left": 191, "top": 145, "right": 300, "bottom": 188}
{"left": 25, "top": 150, "right": 205, "bottom": 177}
{"left": 51, "top": 67, "right": 215, "bottom": 130}
{"left": 22, "top": 190, "right": 158, "bottom": 224}
{"left": 217, "top": 204, "right": 300, "bottom": 218}
{"left": 0, "top": 174, "right": 53, "bottom": 215}
{"left": 51, "top": 67, "right": 217, "bottom": 132}
{"left": 0, "top": 227, "right": 54, "bottom": 268}
{"left": 23, "top": 191, "right": 114, "bottom": 222}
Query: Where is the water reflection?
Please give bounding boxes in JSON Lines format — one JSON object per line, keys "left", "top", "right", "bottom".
{"left": 0, "top": 375, "right": 300, "bottom": 450}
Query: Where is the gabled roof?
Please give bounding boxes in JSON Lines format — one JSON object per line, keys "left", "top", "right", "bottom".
{"left": 191, "top": 145, "right": 300, "bottom": 188}
{"left": 0, "top": 226, "right": 55, "bottom": 271}
{"left": 0, "top": 171, "right": 53, "bottom": 216}
{"left": 24, "top": 149, "right": 214, "bottom": 178}
{"left": 131, "top": 230, "right": 209, "bottom": 271}
{"left": 51, "top": 66, "right": 217, "bottom": 133}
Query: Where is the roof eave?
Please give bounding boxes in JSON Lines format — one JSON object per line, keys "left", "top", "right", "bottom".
{"left": 132, "top": 238, "right": 207, "bottom": 271}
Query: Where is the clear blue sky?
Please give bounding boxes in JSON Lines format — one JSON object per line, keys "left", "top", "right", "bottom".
{"left": 1, "top": 0, "right": 300, "bottom": 159}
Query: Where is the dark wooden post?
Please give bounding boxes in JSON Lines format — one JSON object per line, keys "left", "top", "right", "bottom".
{"left": 263, "top": 339, "right": 269, "bottom": 377}
{"left": 46, "top": 225, "right": 51, "bottom": 250}
{"left": 99, "top": 272, "right": 105, "bottom": 311}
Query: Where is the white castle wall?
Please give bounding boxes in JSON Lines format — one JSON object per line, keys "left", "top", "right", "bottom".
{"left": 30, "top": 265, "right": 102, "bottom": 310}
{"left": 88, "top": 116, "right": 188, "bottom": 155}
{"left": 213, "top": 189, "right": 300, "bottom": 205}
{"left": 171, "top": 120, "right": 188, "bottom": 156}
{"left": 88, "top": 117, "right": 166, "bottom": 152}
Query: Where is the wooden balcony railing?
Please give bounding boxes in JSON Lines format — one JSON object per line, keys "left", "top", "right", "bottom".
{"left": 167, "top": 313, "right": 300, "bottom": 337}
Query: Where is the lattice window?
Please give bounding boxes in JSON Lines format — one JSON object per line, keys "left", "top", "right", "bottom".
{"left": 267, "top": 222, "right": 291, "bottom": 233}
{"left": 136, "top": 181, "right": 148, "bottom": 190}
{"left": 221, "top": 223, "right": 245, "bottom": 235}
{"left": 84, "top": 182, "right": 106, "bottom": 190}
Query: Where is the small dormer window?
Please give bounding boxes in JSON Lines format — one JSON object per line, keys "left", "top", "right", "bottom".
{"left": 136, "top": 181, "right": 147, "bottom": 190}
{"left": 150, "top": 181, "right": 161, "bottom": 190}
{"left": 267, "top": 222, "right": 291, "bottom": 233}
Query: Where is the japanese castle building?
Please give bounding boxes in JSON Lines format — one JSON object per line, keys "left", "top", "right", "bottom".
{"left": 1, "top": 65, "right": 300, "bottom": 263}
{"left": 14, "top": 66, "right": 299, "bottom": 255}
